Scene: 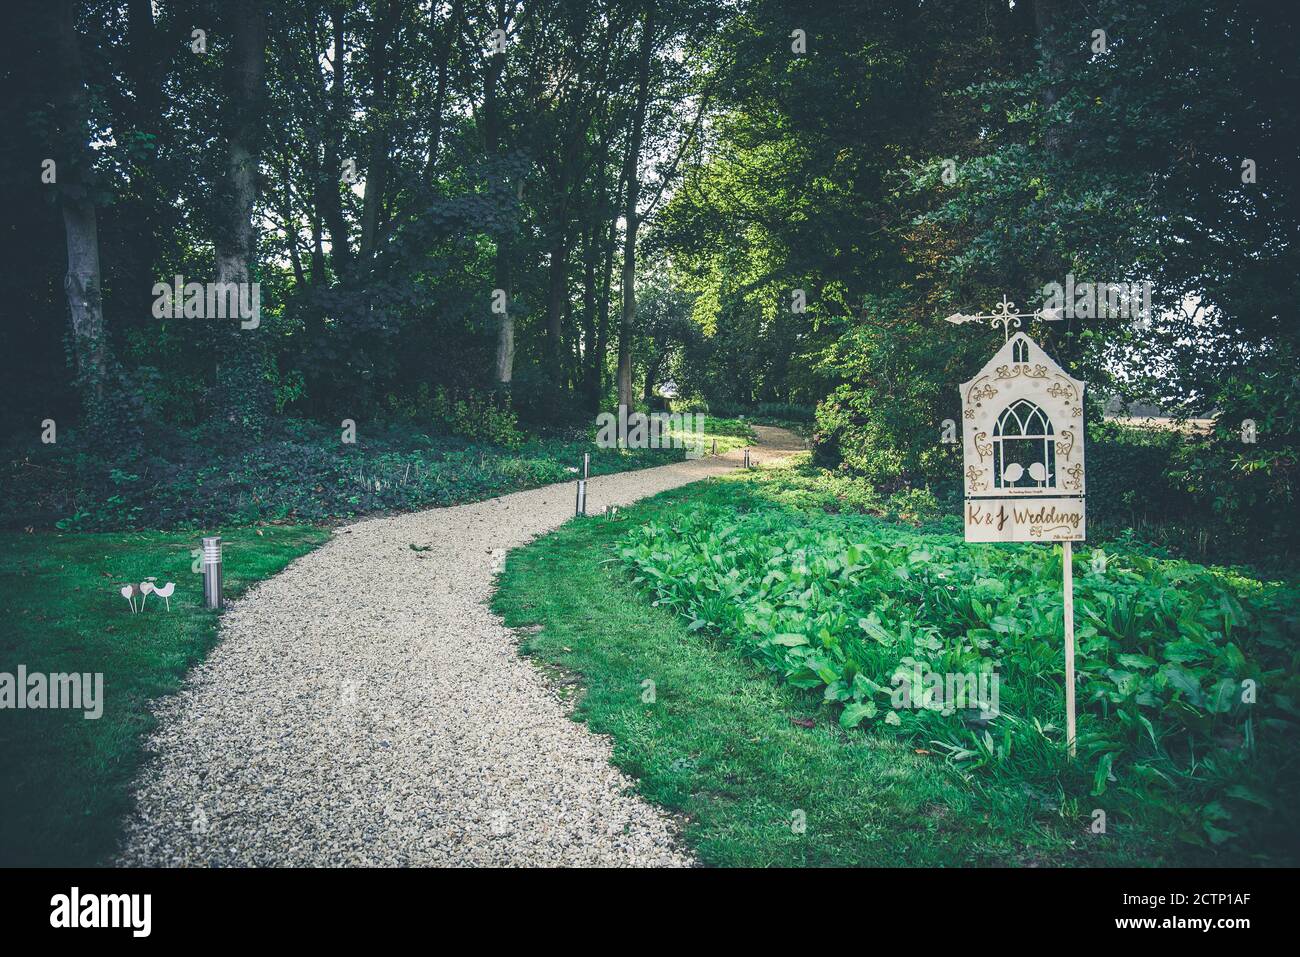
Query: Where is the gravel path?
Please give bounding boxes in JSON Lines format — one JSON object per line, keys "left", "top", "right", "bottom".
{"left": 116, "top": 426, "right": 803, "bottom": 866}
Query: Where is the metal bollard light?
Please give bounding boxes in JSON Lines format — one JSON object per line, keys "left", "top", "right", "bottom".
{"left": 583, "top": 452, "right": 590, "bottom": 480}
{"left": 575, "top": 478, "right": 587, "bottom": 516}
{"left": 743, "top": 448, "right": 751, "bottom": 469}
{"left": 202, "top": 535, "right": 223, "bottom": 609}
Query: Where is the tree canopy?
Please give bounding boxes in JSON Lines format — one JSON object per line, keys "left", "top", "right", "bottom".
{"left": 3, "top": 0, "right": 1295, "bottom": 543}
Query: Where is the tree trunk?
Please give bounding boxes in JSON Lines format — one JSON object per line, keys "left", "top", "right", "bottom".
{"left": 583, "top": 122, "right": 618, "bottom": 412}
{"left": 616, "top": 234, "right": 636, "bottom": 411}
{"left": 1035, "top": 0, "right": 1067, "bottom": 155}
{"left": 593, "top": 203, "right": 617, "bottom": 409}
{"left": 279, "top": 169, "right": 305, "bottom": 286}
{"left": 60, "top": 201, "right": 106, "bottom": 399}
{"left": 423, "top": 0, "right": 459, "bottom": 182}
{"left": 493, "top": 181, "right": 521, "bottom": 394}
{"left": 482, "top": 8, "right": 514, "bottom": 397}
{"left": 1035, "top": 0, "right": 1068, "bottom": 354}
{"left": 616, "top": 5, "right": 655, "bottom": 414}
{"left": 214, "top": 1, "right": 266, "bottom": 286}
{"left": 320, "top": 5, "right": 352, "bottom": 277}
{"left": 212, "top": 0, "right": 269, "bottom": 429}
{"left": 580, "top": 219, "right": 598, "bottom": 404}
{"left": 52, "top": 0, "right": 108, "bottom": 405}
{"left": 121, "top": 0, "right": 165, "bottom": 336}
{"left": 643, "top": 351, "right": 664, "bottom": 404}
{"left": 358, "top": 0, "right": 401, "bottom": 265}
{"left": 545, "top": 240, "right": 568, "bottom": 369}
{"left": 310, "top": 210, "right": 326, "bottom": 284}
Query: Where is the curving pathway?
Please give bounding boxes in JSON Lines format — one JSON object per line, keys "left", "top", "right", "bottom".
{"left": 116, "top": 426, "right": 803, "bottom": 866}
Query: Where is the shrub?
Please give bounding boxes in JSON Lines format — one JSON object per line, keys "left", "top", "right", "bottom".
{"left": 0, "top": 417, "right": 690, "bottom": 531}
{"left": 386, "top": 384, "right": 524, "bottom": 448}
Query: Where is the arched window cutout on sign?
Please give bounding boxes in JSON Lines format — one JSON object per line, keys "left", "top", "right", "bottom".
{"left": 1012, "top": 339, "right": 1029, "bottom": 363}
{"left": 994, "top": 399, "right": 1055, "bottom": 489}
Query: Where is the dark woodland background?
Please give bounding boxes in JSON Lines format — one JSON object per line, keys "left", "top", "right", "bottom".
{"left": 1, "top": 0, "right": 1296, "bottom": 559}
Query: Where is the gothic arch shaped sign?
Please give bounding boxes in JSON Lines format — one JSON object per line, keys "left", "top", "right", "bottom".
{"left": 959, "top": 332, "right": 1086, "bottom": 542}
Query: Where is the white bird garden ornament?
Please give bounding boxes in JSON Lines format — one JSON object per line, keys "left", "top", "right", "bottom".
{"left": 153, "top": 582, "right": 175, "bottom": 611}
{"left": 119, "top": 579, "right": 176, "bottom": 613}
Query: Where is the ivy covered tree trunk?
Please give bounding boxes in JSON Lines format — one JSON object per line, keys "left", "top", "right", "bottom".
{"left": 481, "top": 5, "right": 516, "bottom": 400}
{"left": 53, "top": 0, "right": 109, "bottom": 409}
{"left": 493, "top": 190, "right": 517, "bottom": 398}
{"left": 212, "top": 0, "right": 271, "bottom": 433}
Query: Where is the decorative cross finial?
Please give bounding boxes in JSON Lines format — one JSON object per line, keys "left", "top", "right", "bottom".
{"left": 944, "top": 295, "right": 1063, "bottom": 341}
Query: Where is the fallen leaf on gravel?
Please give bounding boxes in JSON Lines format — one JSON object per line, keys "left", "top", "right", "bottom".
{"left": 789, "top": 717, "right": 816, "bottom": 729}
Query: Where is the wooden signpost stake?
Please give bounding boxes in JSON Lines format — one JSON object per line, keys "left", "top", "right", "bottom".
{"left": 949, "top": 296, "right": 1082, "bottom": 757}
{"left": 1063, "top": 540, "right": 1076, "bottom": 755}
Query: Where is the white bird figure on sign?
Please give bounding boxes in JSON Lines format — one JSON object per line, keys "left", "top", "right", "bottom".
{"left": 152, "top": 581, "right": 176, "bottom": 611}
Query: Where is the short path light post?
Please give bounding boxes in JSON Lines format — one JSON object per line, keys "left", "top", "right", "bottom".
{"left": 743, "top": 448, "right": 751, "bottom": 469}
{"left": 583, "top": 452, "right": 590, "bottom": 480}
{"left": 202, "top": 536, "right": 223, "bottom": 610}
{"left": 575, "top": 478, "right": 587, "bottom": 516}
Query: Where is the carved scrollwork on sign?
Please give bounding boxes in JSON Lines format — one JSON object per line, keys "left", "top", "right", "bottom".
{"left": 993, "top": 364, "right": 1048, "bottom": 381}
{"left": 1047, "top": 381, "right": 1075, "bottom": 401}
{"left": 973, "top": 431, "right": 991, "bottom": 461}
{"left": 1063, "top": 463, "right": 1083, "bottom": 491}
{"left": 972, "top": 384, "right": 998, "bottom": 402}
{"left": 1030, "top": 525, "right": 1073, "bottom": 537}
{"left": 1058, "top": 429, "right": 1074, "bottom": 460}
{"left": 965, "top": 465, "right": 987, "bottom": 491}
{"left": 963, "top": 408, "right": 975, "bottom": 419}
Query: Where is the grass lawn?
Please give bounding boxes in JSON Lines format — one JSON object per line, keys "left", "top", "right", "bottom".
{"left": 0, "top": 525, "right": 329, "bottom": 866}
{"left": 493, "top": 468, "right": 1298, "bottom": 867}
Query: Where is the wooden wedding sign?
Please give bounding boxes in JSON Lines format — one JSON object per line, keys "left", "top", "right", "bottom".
{"left": 959, "top": 332, "right": 1086, "bottom": 542}
{"left": 948, "top": 296, "right": 1086, "bottom": 754}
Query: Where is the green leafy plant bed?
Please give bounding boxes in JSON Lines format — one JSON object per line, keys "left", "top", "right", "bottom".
{"left": 495, "top": 469, "right": 1299, "bottom": 866}
{"left": 0, "top": 525, "right": 330, "bottom": 865}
